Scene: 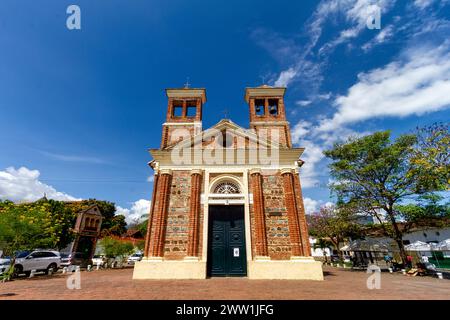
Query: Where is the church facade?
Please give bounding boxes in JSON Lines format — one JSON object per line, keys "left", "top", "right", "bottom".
{"left": 133, "top": 85, "right": 323, "bottom": 280}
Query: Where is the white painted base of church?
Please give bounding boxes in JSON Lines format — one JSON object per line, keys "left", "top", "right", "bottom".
{"left": 133, "top": 257, "right": 323, "bottom": 280}
{"left": 248, "top": 257, "right": 324, "bottom": 280}
{"left": 133, "top": 258, "right": 207, "bottom": 279}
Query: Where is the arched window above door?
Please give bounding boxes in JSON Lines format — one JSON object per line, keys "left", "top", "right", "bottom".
{"left": 213, "top": 181, "right": 241, "bottom": 194}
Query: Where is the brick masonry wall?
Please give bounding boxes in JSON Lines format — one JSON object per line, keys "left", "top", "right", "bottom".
{"left": 163, "top": 125, "right": 196, "bottom": 149}
{"left": 164, "top": 170, "right": 191, "bottom": 259}
{"left": 148, "top": 175, "right": 162, "bottom": 254}
{"left": 251, "top": 125, "right": 291, "bottom": 148}
{"left": 249, "top": 172, "right": 292, "bottom": 260}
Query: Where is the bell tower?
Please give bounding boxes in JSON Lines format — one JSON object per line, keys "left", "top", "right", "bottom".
{"left": 161, "top": 87, "right": 206, "bottom": 149}
{"left": 245, "top": 85, "right": 292, "bottom": 148}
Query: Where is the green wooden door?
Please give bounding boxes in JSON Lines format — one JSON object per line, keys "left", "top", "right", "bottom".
{"left": 207, "top": 205, "right": 247, "bottom": 276}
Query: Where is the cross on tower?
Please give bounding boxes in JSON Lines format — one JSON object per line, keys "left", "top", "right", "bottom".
{"left": 184, "top": 77, "right": 191, "bottom": 88}
{"left": 222, "top": 108, "right": 229, "bottom": 119}
{"left": 260, "top": 75, "right": 267, "bottom": 85}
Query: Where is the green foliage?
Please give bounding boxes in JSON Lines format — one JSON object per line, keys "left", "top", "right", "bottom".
{"left": 0, "top": 198, "right": 129, "bottom": 256}
{"left": 411, "top": 123, "right": 450, "bottom": 191}
{"left": 0, "top": 204, "right": 57, "bottom": 256}
{"left": 99, "top": 237, "right": 134, "bottom": 258}
{"left": 66, "top": 199, "right": 125, "bottom": 235}
{"left": 324, "top": 124, "right": 450, "bottom": 264}
{"left": 135, "top": 240, "right": 145, "bottom": 252}
{"left": 308, "top": 204, "right": 361, "bottom": 257}
{"left": 103, "top": 215, "right": 127, "bottom": 236}
{"left": 395, "top": 194, "right": 450, "bottom": 229}
{"left": 137, "top": 219, "right": 148, "bottom": 236}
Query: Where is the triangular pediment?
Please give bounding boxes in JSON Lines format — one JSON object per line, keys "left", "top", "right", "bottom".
{"left": 165, "top": 119, "right": 282, "bottom": 151}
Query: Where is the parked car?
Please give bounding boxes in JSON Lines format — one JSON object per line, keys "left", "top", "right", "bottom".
{"left": 60, "top": 252, "right": 92, "bottom": 268}
{"left": 127, "top": 253, "right": 143, "bottom": 264}
{"left": 0, "top": 257, "right": 11, "bottom": 276}
{"left": 92, "top": 255, "right": 107, "bottom": 267}
{"left": 330, "top": 255, "right": 351, "bottom": 263}
{"left": 13, "top": 250, "right": 61, "bottom": 276}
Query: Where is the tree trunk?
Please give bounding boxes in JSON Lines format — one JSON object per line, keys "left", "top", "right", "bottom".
{"left": 336, "top": 238, "right": 344, "bottom": 262}
{"left": 387, "top": 210, "right": 408, "bottom": 266}
{"left": 332, "top": 238, "right": 343, "bottom": 262}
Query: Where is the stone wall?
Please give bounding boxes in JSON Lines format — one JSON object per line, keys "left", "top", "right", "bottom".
{"left": 249, "top": 172, "right": 292, "bottom": 260}
{"left": 163, "top": 170, "right": 191, "bottom": 259}
{"left": 159, "top": 170, "right": 205, "bottom": 260}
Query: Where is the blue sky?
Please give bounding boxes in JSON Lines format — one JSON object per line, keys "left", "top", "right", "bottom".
{"left": 1, "top": 0, "right": 449, "bottom": 223}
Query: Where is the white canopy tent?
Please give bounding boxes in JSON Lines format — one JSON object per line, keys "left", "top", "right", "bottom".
{"left": 340, "top": 239, "right": 393, "bottom": 252}
{"left": 435, "top": 239, "right": 450, "bottom": 251}
{"left": 404, "top": 241, "right": 435, "bottom": 251}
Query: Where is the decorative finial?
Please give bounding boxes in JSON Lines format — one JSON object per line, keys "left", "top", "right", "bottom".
{"left": 260, "top": 75, "right": 267, "bottom": 85}
{"left": 223, "top": 108, "right": 229, "bottom": 119}
{"left": 184, "top": 77, "right": 191, "bottom": 89}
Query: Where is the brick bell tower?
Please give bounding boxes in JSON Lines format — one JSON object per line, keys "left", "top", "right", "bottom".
{"left": 160, "top": 87, "right": 206, "bottom": 149}
{"left": 245, "top": 85, "right": 292, "bottom": 148}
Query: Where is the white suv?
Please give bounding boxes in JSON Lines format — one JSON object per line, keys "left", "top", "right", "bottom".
{"left": 14, "top": 250, "right": 61, "bottom": 276}
{"left": 127, "top": 253, "right": 143, "bottom": 264}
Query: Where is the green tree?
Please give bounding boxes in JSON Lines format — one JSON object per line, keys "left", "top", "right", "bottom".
{"left": 136, "top": 219, "right": 148, "bottom": 235}
{"left": 99, "top": 237, "right": 134, "bottom": 259}
{"left": 66, "top": 199, "right": 124, "bottom": 235}
{"left": 308, "top": 205, "right": 361, "bottom": 261}
{"left": 324, "top": 127, "right": 449, "bottom": 265}
{"left": 411, "top": 123, "right": 450, "bottom": 191}
{"left": 135, "top": 240, "right": 145, "bottom": 252}
{"left": 102, "top": 215, "right": 127, "bottom": 236}
{"left": 0, "top": 205, "right": 56, "bottom": 255}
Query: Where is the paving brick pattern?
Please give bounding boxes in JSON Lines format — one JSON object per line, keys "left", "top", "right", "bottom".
{"left": 1, "top": 266, "right": 449, "bottom": 300}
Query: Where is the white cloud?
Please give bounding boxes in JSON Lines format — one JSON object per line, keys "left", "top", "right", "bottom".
{"left": 296, "top": 100, "right": 312, "bottom": 107}
{"left": 317, "top": 41, "right": 450, "bottom": 132}
{"left": 269, "top": 0, "right": 395, "bottom": 91}
{"left": 319, "top": 0, "right": 395, "bottom": 55}
{"left": 147, "top": 175, "right": 154, "bottom": 182}
{"left": 299, "top": 140, "right": 325, "bottom": 188}
{"left": 303, "top": 197, "right": 319, "bottom": 214}
{"left": 274, "top": 67, "right": 297, "bottom": 87}
{"left": 291, "top": 122, "right": 325, "bottom": 188}
{"left": 414, "top": 0, "right": 435, "bottom": 9}
{"left": 291, "top": 121, "right": 312, "bottom": 144}
{"left": 38, "top": 150, "right": 107, "bottom": 164}
{"left": 0, "top": 166, "right": 80, "bottom": 202}
{"left": 292, "top": 122, "right": 365, "bottom": 189}
{"left": 362, "top": 24, "right": 395, "bottom": 51}
{"left": 116, "top": 199, "right": 151, "bottom": 225}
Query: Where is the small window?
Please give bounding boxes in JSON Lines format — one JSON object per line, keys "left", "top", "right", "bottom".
{"left": 42, "top": 252, "right": 57, "bottom": 257}
{"left": 436, "top": 231, "right": 440, "bottom": 236}
{"left": 220, "top": 131, "right": 233, "bottom": 147}
{"left": 172, "top": 100, "right": 183, "bottom": 117}
{"left": 255, "top": 99, "right": 265, "bottom": 116}
{"left": 186, "top": 100, "right": 196, "bottom": 117}
{"left": 423, "top": 233, "right": 427, "bottom": 238}
{"left": 31, "top": 252, "right": 45, "bottom": 258}
{"left": 268, "top": 99, "right": 279, "bottom": 115}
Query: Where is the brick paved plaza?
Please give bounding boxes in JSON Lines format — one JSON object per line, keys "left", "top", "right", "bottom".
{"left": 1, "top": 266, "right": 449, "bottom": 300}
